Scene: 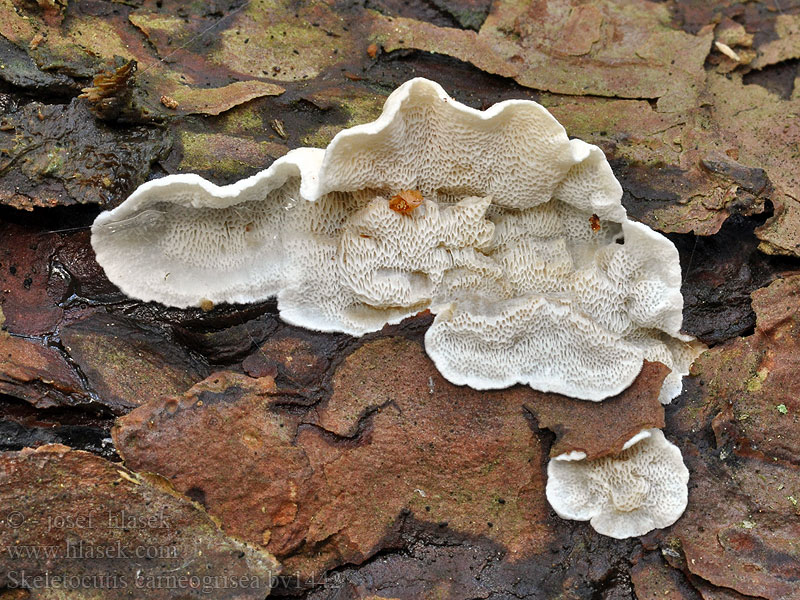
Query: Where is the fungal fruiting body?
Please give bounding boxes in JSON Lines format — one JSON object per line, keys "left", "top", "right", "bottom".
{"left": 546, "top": 429, "right": 690, "bottom": 539}
{"left": 93, "top": 77, "right": 700, "bottom": 538}
{"left": 92, "top": 77, "right": 699, "bottom": 403}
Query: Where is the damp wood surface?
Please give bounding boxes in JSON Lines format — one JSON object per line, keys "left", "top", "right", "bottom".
{"left": 1, "top": 0, "right": 800, "bottom": 598}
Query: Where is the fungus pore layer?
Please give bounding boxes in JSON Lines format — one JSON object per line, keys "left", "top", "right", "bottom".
{"left": 92, "top": 78, "right": 698, "bottom": 401}
{"left": 546, "top": 429, "right": 690, "bottom": 539}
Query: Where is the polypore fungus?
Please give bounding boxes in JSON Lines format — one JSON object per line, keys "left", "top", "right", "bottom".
{"left": 546, "top": 429, "right": 689, "bottom": 538}
{"left": 92, "top": 78, "right": 698, "bottom": 401}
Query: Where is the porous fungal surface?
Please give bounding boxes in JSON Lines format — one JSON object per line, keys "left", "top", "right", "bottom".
{"left": 92, "top": 78, "right": 698, "bottom": 401}
{"left": 546, "top": 429, "right": 690, "bottom": 538}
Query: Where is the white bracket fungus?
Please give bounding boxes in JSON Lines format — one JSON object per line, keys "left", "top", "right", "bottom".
{"left": 92, "top": 78, "right": 699, "bottom": 402}
{"left": 546, "top": 429, "right": 689, "bottom": 538}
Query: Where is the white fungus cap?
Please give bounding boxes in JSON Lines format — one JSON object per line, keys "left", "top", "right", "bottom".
{"left": 92, "top": 78, "right": 699, "bottom": 401}
{"left": 546, "top": 429, "right": 690, "bottom": 539}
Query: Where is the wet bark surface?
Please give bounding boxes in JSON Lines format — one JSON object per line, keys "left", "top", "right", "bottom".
{"left": 1, "top": 0, "right": 800, "bottom": 598}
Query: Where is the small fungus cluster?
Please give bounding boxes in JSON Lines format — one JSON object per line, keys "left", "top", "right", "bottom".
{"left": 92, "top": 78, "right": 701, "bottom": 538}
{"left": 546, "top": 429, "right": 689, "bottom": 539}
